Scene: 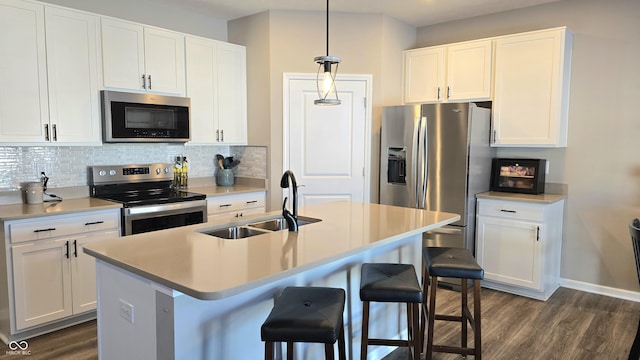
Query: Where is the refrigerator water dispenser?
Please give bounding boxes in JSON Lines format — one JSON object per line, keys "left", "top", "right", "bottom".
{"left": 387, "top": 147, "right": 406, "bottom": 184}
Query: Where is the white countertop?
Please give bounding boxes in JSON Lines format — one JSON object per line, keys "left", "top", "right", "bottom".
{"left": 84, "top": 201, "right": 460, "bottom": 300}
{"left": 476, "top": 191, "right": 566, "bottom": 204}
{"left": 0, "top": 198, "right": 122, "bottom": 221}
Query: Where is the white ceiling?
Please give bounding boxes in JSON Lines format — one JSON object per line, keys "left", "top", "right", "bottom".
{"left": 155, "top": 0, "right": 564, "bottom": 27}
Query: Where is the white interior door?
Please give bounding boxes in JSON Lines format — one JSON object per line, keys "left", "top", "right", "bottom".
{"left": 284, "top": 74, "right": 371, "bottom": 208}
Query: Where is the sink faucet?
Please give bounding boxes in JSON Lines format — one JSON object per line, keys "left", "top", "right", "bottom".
{"left": 280, "top": 170, "right": 299, "bottom": 232}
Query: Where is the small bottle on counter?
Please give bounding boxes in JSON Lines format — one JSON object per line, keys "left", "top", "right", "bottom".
{"left": 173, "top": 155, "right": 188, "bottom": 189}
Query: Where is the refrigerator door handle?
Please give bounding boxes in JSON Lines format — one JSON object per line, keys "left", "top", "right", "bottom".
{"left": 420, "top": 116, "right": 428, "bottom": 209}
{"left": 413, "top": 116, "right": 422, "bottom": 208}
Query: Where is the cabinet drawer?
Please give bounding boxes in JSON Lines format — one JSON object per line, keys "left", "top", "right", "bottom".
{"left": 477, "top": 199, "right": 544, "bottom": 222}
{"left": 8, "top": 210, "right": 120, "bottom": 244}
{"left": 207, "top": 192, "right": 266, "bottom": 214}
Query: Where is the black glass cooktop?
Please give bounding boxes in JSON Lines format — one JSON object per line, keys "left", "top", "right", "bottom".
{"left": 96, "top": 190, "right": 206, "bottom": 207}
{"left": 90, "top": 181, "right": 206, "bottom": 207}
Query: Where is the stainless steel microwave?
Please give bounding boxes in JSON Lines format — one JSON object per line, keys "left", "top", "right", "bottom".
{"left": 101, "top": 90, "right": 191, "bottom": 143}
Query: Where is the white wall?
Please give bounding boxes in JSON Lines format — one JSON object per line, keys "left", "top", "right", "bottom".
{"left": 416, "top": 0, "right": 640, "bottom": 292}
{"left": 229, "top": 11, "right": 416, "bottom": 211}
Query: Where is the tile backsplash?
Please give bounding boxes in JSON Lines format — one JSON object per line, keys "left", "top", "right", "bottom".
{"left": 0, "top": 144, "right": 267, "bottom": 190}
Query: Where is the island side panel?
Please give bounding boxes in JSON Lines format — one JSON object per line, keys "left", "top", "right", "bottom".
{"left": 96, "top": 261, "right": 159, "bottom": 360}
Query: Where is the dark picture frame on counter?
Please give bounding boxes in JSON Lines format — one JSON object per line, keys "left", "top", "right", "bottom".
{"left": 490, "top": 158, "right": 546, "bottom": 194}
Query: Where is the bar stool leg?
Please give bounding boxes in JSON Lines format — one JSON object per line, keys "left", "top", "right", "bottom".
{"left": 461, "top": 278, "right": 468, "bottom": 350}
{"left": 361, "top": 301, "right": 370, "bottom": 360}
{"left": 338, "top": 322, "right": 347, "bottom": 360}
{"left": 287, "top": 342, "right": 294, "bottom": 360}
{"left": 265, "top": 342, "right": 274, "bottom": 360}
{"left": 325, "top": 343, "right": 335, "bottom": 360}
{"left": 411, "top": 302, "right": 420, "bottom": 360}
{"left": 420, "top": 266, "right": 429, "bottom": 354}
{"left": 426, "top": 275, "right": 438, "bottom": 360}
{"left": 474, "top": 279, "right": 482, "bottom": 360}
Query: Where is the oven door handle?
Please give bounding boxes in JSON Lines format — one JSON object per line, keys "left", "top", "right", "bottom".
{"left": 124, "top": 200, "right": 207, "bottom": 216}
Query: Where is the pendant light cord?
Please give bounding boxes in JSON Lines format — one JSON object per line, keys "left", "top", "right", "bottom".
{"left": 325, "top": 0, "right": 329, "bottom": 56}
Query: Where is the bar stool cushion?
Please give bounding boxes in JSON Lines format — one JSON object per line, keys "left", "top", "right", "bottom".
{"left": 360, "top": 263, "right": 422, "bottom": 303}
{"left": 261, "top": 287, "right": 345, "bottom": 344}
{"left": 423, "top": 247, "right": 484, "bottom": 280}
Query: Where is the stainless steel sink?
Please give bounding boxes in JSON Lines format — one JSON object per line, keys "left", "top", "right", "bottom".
{"left": 199, "top": 216, "right": 321, "bottom": 239}
{"left": 202, "top": 226, "right": 269, "bottom": 239}
{"left": 247, "top": 216, "right": 321, "bottom": 231}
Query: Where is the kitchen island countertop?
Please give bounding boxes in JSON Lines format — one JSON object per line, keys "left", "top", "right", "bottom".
{"left": 84, "top": 201, "right": 459, "bottom": 300}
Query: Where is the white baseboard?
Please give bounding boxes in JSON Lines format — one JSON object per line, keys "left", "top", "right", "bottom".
{"left": 560, "top": 278, "right": 640, "bottom": 302}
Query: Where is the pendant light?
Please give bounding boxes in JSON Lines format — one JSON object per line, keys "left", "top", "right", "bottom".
{"left": 314, "top": 0, "right": 341, "bottom": 105}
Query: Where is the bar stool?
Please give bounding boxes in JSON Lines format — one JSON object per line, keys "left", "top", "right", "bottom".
{"left": 261, "top": 286, "right": 346, "bottom": 360}
{"left": 360, "top": 263, "right": 422, "bottom": 360}
{"left": 421, "top": 247, "right": 484, "bottom": 360}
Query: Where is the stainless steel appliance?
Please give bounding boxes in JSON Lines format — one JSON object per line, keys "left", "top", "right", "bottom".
{"left": 380, "top": 102, "right": 495, "bottom": 257}
{"left": 89, "top": 164, "right": 207, "bottom": 236}
{"left": 101, "top": 90, "right": 191, "bottom": 143}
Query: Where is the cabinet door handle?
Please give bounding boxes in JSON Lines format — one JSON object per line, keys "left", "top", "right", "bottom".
{"left": 437, "top": 87, "right": 441, "bottom": 100}
{"left": 84, "top": 221, "right": 104, "bottom": 226}
{"left": 500, "top": 209, "right": 517, "bottom": 213}
{"left": 73, "top": 240, "right": 77, "bottom": 257}
{"left": 536, "top": 226, "right": 540, "bottom": 241}
{"left": 148, "top": 75, "right": 152, "bottom": 90}
{"left": 44, "top": 124, "right": 50, "bottom": 141}
{"left": 216, "top": 129, "right": 220, "bottom": 142}
{"left": 493, "top": 130, "right": 497, "bottom": 143}
{"left": 52, "top": 124, "right": 57, "bottom": 141}
{"left": 142, "top": 74, "right": 147, "bottom": 89}
{"left": 447, "top": 86, "right": 451, "bottom": 99}
{"left": 220, "top": 129, "right": 224, "bottom": 142}
{"left": 33, "top": 227, "right": 56, "bottom": 233}
{"left": 65, "top": 241, "right": 69, "bottom": 259}
{"left": 246, "top": 200, "right": 258, "bottom": 204}
{"left": 219, "top": 204, "right": 232, "bottom": 208}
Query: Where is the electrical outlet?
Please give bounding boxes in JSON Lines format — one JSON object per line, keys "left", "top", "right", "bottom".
{"left": 119, "top": 299, "right": 134, "bottom": 323}
{"left": 36, "top": 165, "right": 46, "bottom": 179}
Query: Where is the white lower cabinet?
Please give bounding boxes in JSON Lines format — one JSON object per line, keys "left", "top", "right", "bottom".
{"left": 475, "top": 197, "right": 564, "bottom": 300}
{"left": 6, "top": 209, "right": 120, "bottom": 332}
{"left": 206, "top": 192, "right": 266, "bottom": 224}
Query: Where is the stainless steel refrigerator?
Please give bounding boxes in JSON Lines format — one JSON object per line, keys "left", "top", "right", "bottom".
{"left": 379, "top": 102, "right": 495, "bottom": 257}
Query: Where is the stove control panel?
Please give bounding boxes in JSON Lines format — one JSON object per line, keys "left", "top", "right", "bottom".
{"left": 89, "top": 163, "right": 174, "bottom": 185}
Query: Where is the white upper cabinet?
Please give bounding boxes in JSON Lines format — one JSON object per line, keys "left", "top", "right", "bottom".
{"left": 491, "top": 27, "right": 572, "bottom": 147}
{"left": 0, "top": 1, "right": 101, "bottom": 144}
{"left": 0, "top": 0, "right": 49, "bottom": 143}
{"left": 446, "top": 41, "right": 493, "bottom": 101}
{"left": 403, "top": 46, "right": 445, "bottom": 103}
{"left": 403, "top": 39, "right": 492, "bottom": 103}
{"left": 186, "top": 36, "right": 247, "bottom": 145}
{"left": 45, "top": 6, "right": 101, "bottom": 144}
{"left": 101, "top": 18, "right": 186, "bottom": 96}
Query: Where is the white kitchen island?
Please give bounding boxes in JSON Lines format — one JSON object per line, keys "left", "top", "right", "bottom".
{"left": 83, "top": 201, "right": 459, "bottom": 360}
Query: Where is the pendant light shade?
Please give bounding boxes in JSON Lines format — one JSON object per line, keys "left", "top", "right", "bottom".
{"left": 314, "top": 0, "right": 341, "bottom": 105}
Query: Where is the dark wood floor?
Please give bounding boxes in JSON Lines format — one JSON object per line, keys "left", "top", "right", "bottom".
{"left": 384, "top": 286, "right": 640, "bottom": 360}
{"left": 0, "top": 287, "right": 637, "bottom": 359}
